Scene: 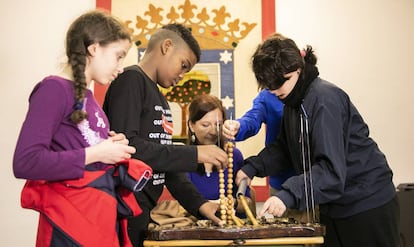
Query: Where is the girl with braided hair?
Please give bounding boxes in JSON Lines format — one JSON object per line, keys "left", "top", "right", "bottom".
{"left": 13, "top": 10, "right": 138, "bottom": 246}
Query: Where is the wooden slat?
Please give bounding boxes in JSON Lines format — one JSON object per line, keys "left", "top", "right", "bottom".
{"left": 144, "top": 236, "right": 324, "bottom": 246}
{"left": 146, "top": 223, "right": 325, "bottom": 241}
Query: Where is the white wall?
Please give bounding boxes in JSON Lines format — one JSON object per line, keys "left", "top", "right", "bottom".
{"left": 274, "top": 0, "right": 414, "bottom": 185}
{"left": 0, "top": 0, "right": 413, "bottom": 246}
{"left": 237, "top": 0, "right": 414, "bottom": 188}
{"left": 0, "top": 1, "right": 95, "bottom": 246}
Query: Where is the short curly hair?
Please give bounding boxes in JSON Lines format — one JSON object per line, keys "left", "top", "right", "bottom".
{"left": 147, "top": 23, "right": 201, "bottom": 62}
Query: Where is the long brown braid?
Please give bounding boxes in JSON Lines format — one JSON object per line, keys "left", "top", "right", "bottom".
{"left": 65, "top": 10, "right": 131, "bottom": 123}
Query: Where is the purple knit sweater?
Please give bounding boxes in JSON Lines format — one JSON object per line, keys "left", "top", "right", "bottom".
{"left": 13, "top": 76, "right": 109, "bottom": 181}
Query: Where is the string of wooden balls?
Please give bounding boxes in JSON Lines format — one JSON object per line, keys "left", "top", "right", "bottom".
{"left": 219, "top": 140, "right": 258, "bottom": 226}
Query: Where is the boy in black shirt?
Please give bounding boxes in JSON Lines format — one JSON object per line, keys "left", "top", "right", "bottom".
{"left": 103, "top": 24, "right": 228, "bottom": 247}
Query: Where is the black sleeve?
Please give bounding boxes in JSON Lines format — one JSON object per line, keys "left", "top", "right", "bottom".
{"left": 165, "top": 172, "right": 207, "bottom": 217}
{"left": 103, "top": 68, "right": 198, "bottom": 172}
{"left": 242, "top": 119, "right": 292, "bottom": 179}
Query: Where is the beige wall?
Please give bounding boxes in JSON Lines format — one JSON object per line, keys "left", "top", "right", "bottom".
{"left": 1, "top": 0, "right": 413, "bottom": 245}
{"left": 0, "top": 1, "right": 96, "bottom": 246}
{"left": 237, "top": 0, "right": 414, "bottom": 187}
{"left": 274, "top": 0, "right": 414, "bottom": 186}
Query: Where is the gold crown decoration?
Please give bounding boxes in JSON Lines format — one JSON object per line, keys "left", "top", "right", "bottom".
{"left": 125, "top": 0, "right": 257, "bottom": 49}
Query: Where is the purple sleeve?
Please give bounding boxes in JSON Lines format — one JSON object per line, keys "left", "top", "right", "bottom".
{"left": 13, "top": 80, "right": 85, "bottom": 181}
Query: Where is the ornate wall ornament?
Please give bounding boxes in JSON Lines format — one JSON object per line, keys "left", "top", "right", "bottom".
{"left": 125, "top": 0, "right": 257, "bottom": 49}
{"left": 96, "top": 0, "right": 273, "bottom": 201}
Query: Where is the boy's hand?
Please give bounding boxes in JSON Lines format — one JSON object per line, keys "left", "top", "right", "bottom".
{"left": 258, "top": 196, "right": 286, "bottom": 218}
{"left": 222, "top": 120, "right": 240, "bottom": 140}
{"left": 199, "top": 201, "right": 224, "bottom": 227}
{"left": 197, "top": 145, "right": 228, "bottom": 170}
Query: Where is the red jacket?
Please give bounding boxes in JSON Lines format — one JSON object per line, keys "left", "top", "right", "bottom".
{"left": 21, "top": 159, "right": 152, "bottom": 247}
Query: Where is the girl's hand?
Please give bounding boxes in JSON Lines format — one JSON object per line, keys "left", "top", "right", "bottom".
{"left": 85, "top": 132, "right": 136, "bottom": 165}
{"left": 108, "top": 131, "right": 129, "bottom": 145}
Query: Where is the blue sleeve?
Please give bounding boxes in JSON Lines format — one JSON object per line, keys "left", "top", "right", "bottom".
{"left": 235, "top": 91, "right": 267, "bottom": 141}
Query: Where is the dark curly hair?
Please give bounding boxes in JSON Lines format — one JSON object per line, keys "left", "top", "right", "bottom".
{"left": 252, "top": 36, "right": 317, "bottom": 90}
{"left": 147, "top": 23, "right": 201, "bottom": 63}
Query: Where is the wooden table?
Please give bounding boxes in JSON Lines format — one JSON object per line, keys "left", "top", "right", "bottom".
{"left": 144, "top": 236, "right": 324, "bottom": 246}
{"left": 144, "top": 219, "right": 325, "bottom": 247}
